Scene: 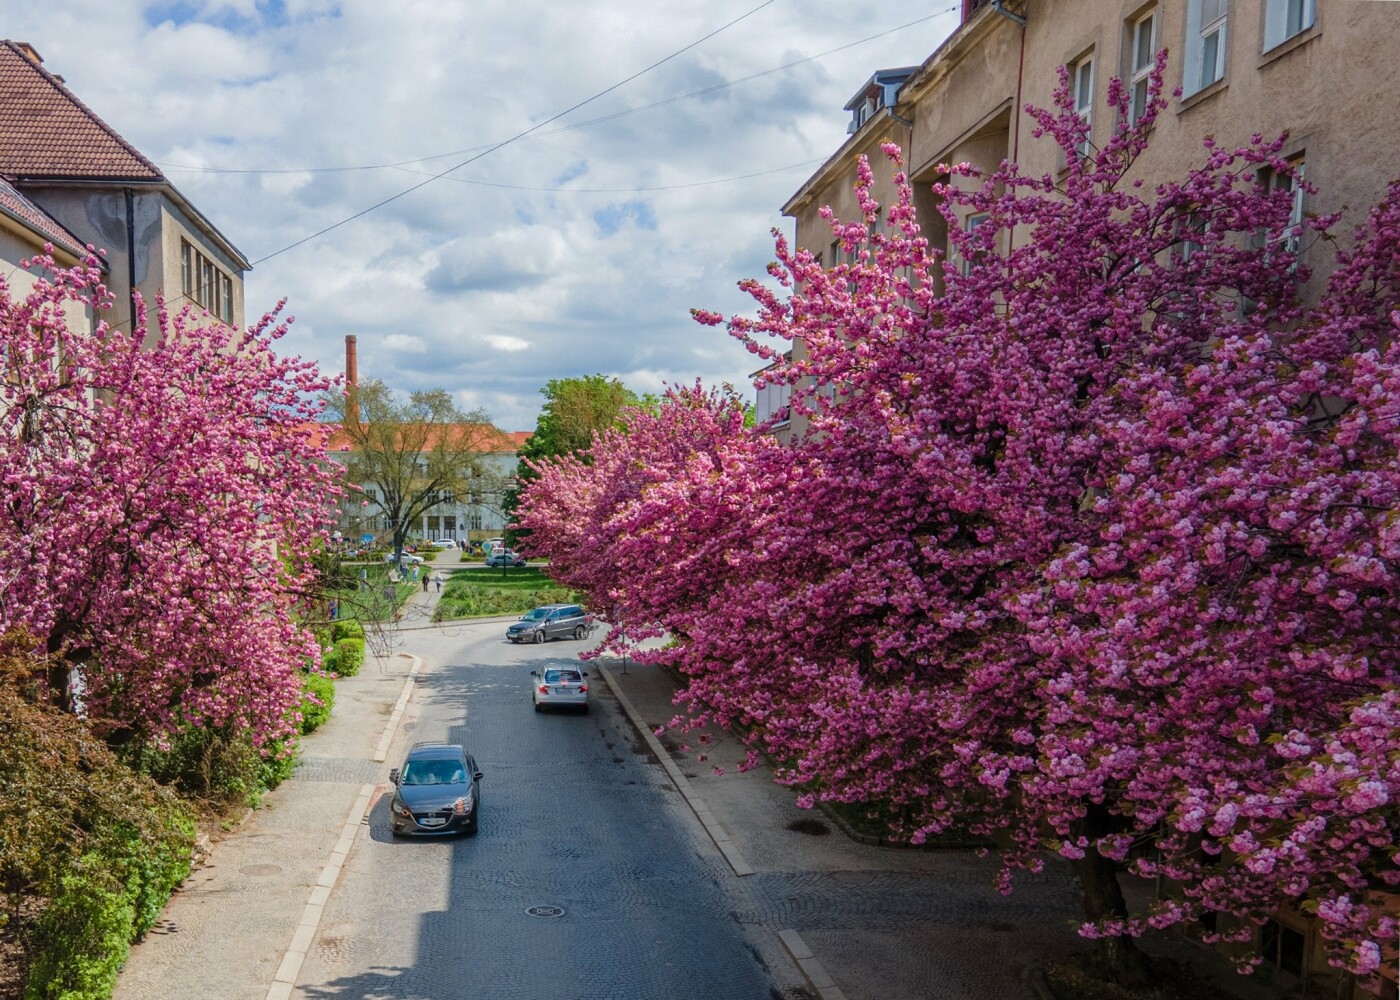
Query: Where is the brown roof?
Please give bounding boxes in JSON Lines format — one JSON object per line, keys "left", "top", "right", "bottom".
{"left": 0, "top": 41, "right": 163, "bottom": 181}
{"left": 0, "top": 176, "right": 92, "bottom": 261}
{"left": 306, "top": 421, "right": 527, "bottom": 456}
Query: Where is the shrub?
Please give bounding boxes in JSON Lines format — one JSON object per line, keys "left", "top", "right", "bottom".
{"left": 24, "top": 854, "right": 131, "bottom": 1000}
{"left": 433, "top": 585, "right": 575, "bottom": 622}
{"left": 320, "top": 644, "right": 339, "bottom": 675}
{"left": 331, "top": 618, "right": 364, "bottom": 642}
{"left": 299, "top": 672, "right": 335, "bottom": 734}
{"left": 333, "top": 637, "right": 365, "bottom": 677}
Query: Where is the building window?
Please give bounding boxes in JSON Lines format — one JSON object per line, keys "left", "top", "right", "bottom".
{"left": 1264, "top": 0, "right": 1315, "bottom": 50}
{"left": 1175, "top": 211, "right": 1209, "bottom": 262}
{"left": 180, "top": 238, "right": 234, "bottom": 323}
{"left": 1185, "top": 0, "right": 1228, "bottom": 96}
{"left": 756, "top": 381, "right": 792, "bottom": 425}
{"left": 1258, "top": 156, "right": 1306, "bottom": 255}
{"left": 1127, "top": 9, "right": 1159, "bottom": 126}
{"left": 1069, "top": 54, "right": 1095, "bottom": 157}
{"left": 960, "top": 212, "right": 991, "bottom": 276}
{"left": 1259, "top": 919, "right": 1306, "bottom": 977}
{"left": 470, "top": 513, "right": 483, "bottom": 531}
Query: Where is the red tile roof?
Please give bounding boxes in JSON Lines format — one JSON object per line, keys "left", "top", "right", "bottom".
{"left": 0, "top": 176, "right": 92, "bottom": 261}
{"left": 0, "top": 41, "right": 163, "bottom": 181}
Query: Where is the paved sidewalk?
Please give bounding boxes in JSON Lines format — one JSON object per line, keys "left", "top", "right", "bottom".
{"left": 111, "top": 581, "right": 448, "bottom": 1000}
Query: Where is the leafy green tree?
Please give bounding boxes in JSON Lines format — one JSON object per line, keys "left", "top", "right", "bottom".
{"left": 503, "top": 375, "right": 649, "bottom": 537}
{"left": 325, "top": 379, "right": 501, "bottom": 564}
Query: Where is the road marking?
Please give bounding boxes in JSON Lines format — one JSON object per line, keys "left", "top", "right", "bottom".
{"left": 265, "top": 782, "right": 376, "bottom": 1000}
{"left": 597, "top": 663, "right": 753, "bottom": 877}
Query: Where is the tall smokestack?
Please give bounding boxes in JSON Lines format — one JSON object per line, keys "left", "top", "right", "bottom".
{"left": 345, "top": 335, "right": 358, "bottom": 387}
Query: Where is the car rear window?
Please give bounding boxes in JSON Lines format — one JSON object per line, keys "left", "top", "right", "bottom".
{"left": 544, "top": 670, "right": 582, "bottom": 684}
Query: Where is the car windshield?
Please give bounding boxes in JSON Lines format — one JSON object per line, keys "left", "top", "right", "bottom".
{"left": 521, "top": 608, "right": 550, "bottom": 622}
{"left": 401, "top": 759, "right": 466, "bottom": 785}
{"left": 544, "top": 670, "right": 582, "bottom": 685}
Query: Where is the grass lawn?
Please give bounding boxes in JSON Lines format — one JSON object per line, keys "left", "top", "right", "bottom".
{"left": 433, "top": 566, "right": 578, "bottom": 621}
{"left": 331, "top": 563, "right": 418, "bottom": 622}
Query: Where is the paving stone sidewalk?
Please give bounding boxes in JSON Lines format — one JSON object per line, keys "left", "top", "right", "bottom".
{"left": 111, "top": 585, "right": 442, "bottom": 1000}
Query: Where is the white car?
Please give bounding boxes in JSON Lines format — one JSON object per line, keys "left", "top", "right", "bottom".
{"left": 384, "top": 553, "right": 425, "bottom": 565}
{"left": 530, "top": 666, "right": 589, "bottom": 713}
{"left": 433, "top": 539, "right": 457, "bottom": 549}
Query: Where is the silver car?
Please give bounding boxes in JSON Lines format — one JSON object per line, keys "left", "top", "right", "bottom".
{"left": 530, "top": 666, "right": 589, "bottom": 713}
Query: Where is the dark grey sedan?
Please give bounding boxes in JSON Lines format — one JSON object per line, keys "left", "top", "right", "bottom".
{"left": 388, "top": 742, "right": 483, "bottom": 836}
{"left": 506, "top": 604, "right": 591, "bottom": 643}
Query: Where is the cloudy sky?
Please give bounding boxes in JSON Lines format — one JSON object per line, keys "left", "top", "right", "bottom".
{"left": 8, "top": 1, "right": 958, "bottom": 431}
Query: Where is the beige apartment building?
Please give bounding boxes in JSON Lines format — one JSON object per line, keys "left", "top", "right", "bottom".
{"left": 776, "top": 0, "right": 1400, "bottom": 446}
{"left": 776, "top": 0, "right": 1400, "bottom": 994}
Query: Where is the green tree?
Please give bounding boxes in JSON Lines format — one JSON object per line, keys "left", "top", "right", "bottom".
{"left": 325, "top": 380, "right": 503, "bottom": 564}
{"left": 503, "top": 376, "right": 650, "bottom": 536}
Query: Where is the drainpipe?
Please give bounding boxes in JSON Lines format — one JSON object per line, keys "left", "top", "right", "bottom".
{"left": 123, "top": 187, "right": 137, "bottom": 335}
{"left": 990, "top": 0, "right": 1026, "bottom": 26}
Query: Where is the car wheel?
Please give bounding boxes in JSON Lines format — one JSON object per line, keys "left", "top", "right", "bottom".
{"left": 533, "top": 701, "right": 542, "bottom": 713}
{"left": 534, "top": 630, "right": 545, "bottom": 644}
{"left": 574, "top": 625, "right": 587, "bottom": 640}
{"left": 581, "top": 703, "right": 590, "bottom": 715}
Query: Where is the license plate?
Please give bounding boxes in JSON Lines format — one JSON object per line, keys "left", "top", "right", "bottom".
{"left": 419, "top": 816, "right": 446, "bottom": 827}
{"left": 555, "top": 687, "right": 574, "bottom": 695}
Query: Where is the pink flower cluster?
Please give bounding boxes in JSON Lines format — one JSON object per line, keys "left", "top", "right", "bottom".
{"left": 519, "top": 58, "right": 1400, "bottom": 980}
{"left": 0, "top": 253, "right": 338, "bottom": 747}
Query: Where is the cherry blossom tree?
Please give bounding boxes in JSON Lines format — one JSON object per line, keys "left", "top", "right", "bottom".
{"left": 0, "top": 252, "right": 338, "bottom": 748}
{"left": 520, "top": 57, "right": 1400, "bottom": 986}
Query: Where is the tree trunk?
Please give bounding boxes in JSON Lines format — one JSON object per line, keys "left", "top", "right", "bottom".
{"left": 1072, "top": 808, "right": 1152, "bottom": 985}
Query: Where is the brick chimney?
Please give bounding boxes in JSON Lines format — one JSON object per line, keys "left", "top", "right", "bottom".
{"left": 345, "top": 335, "right": 358, "bottom": 387}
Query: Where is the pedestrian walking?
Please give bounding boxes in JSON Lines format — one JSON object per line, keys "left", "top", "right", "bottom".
{"left": 433, "top": 571, "right": 444, "bottom": 593}
{"left": 421, "top": 574, "right": 429, "bottom": 593}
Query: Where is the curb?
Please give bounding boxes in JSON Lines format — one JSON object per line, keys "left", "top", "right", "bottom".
{"left": 373, "top": 655, "right": 419, "bottom": 763}
{"left": 777, "top": 928, "right": 849, "bottom": 1000}
{"left": 597, "top": 662, "right": 753, "bottom": 878}
{"left": 264, "top": 782, "right": 377, "bottom": 1000}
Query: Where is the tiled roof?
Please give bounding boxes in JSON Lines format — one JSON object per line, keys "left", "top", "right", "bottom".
{"left": 0, "top": 176, "right": 92, "bottom": 261}
{"left": 0, "top": 40, "right": 163, "bottom": 181}
{"left": 305, "top": 421, "right": 527, "bottom": 456}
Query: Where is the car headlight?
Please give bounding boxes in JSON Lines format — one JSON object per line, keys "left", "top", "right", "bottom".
{"left": 393, "top": 799, "right": 412, "bottom": 818}
{"left": 452, "top": 795, "right": 474, "bottom": 815}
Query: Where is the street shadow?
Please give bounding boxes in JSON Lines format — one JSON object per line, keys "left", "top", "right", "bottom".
{"left": 296, "top": 965, "right": 433, "bottom": 999}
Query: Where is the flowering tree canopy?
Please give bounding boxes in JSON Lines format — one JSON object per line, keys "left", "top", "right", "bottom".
{"left": 520, "top": 60, "right": 1400, "bottom": 983}
{"left": 0, "top": 253, "right": 337, "bottom": 747}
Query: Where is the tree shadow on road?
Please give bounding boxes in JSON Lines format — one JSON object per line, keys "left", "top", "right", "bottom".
{"left": 296, "top": 965, "right": 432, "bottom": 999}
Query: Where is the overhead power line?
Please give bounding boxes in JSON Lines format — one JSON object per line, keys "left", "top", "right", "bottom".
{"left": 251, "top": 0, "right": 780, "bottom": 265}
{"left": 157, "top": 6, "right": 958, "bottom": 180}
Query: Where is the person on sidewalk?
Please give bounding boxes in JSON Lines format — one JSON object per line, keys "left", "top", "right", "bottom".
{"left": 433, "top": 571, "right": 444, "bottom": 592}
{"left": 421, "top": 574, "right": 429, "bottom": 593}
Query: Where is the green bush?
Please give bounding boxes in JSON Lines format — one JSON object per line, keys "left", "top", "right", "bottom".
{"left": 321, "top": 644, "right": 339, "bottom": 675}
{"left": 333, "top": 637, "right": 365, "bottom": 677}
{"left": 24, "top": 854, "right": 131, "bottom": 1000}
{"left": 257, "top": 735, "right": 298, "bottom": 791}
{"left": 433, "top": 585, "right": 575, "bottom": 622}
{"left": 331, "top": 618, "right": 364, "bottom": 642}
{"left": 299, "top": 672, "right": 335, "bottom": 734}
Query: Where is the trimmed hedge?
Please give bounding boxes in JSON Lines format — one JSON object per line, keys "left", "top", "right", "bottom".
{"left": 331, "top": 618, "right": 364, "bottom": 642}
{"left": 333, "top": 637, "right": 365, "bottom": 677}
{"left": 299, "top": 672, "right": 335, "bottom": 734}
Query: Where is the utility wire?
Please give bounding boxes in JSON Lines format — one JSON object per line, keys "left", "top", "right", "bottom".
{"left": 251, "top": 0, "right": 778, "bottom": 265}
{"left": 385, "top": 157, "right": 831, "bottom": 194}
{"left": 157, "top": 7, "right": 956, "bottom": 180}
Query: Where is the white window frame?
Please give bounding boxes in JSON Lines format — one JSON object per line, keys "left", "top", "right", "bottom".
{"left": 1128, "top": 9, "right": 1159, "bottom": 127}
{"left": 960, "top": 212, "right": 991, "bottom": 277}
{"left": 1184, "top": 0, "right": 1228, "bottom": 97}
{"left": 1069, "top": 54, "right": 1095, "bottom": 158}
{"left": 1264, "top": 0, "right": 1315, "bottom": 50}
{"left": 1261, "top": 158, "right": 1306, "bottom": 256}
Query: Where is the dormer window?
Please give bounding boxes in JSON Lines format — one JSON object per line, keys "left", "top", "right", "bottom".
{"left": 844, "top": 67, "right": 918, "bottom": 135}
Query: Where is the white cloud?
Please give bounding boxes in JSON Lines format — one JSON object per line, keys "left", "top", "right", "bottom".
{"left": 382, "top": 333, "right": 428, "bottom": 354}
{"left": 6, "top": 1, "right": 960, "bottom": 432}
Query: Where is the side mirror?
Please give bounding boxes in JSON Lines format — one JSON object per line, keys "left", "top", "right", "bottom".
{"left": 581, "top": 671, "right": 590, "bottom": 678}
{"left": 389, "top": 768, "right": 400, "bottom": 785}
{"left": 473, "top": 771, "right": 484, "bottom": 781}
{"left": 529, "top": 670, "right": 538, "bottom": 677}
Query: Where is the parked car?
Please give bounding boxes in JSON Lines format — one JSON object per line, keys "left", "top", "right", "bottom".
{"left": 384, "top": 552, "right": 425, "bottom": 565}
{"left": 529, "top": 666, "right": 589, "bottom": 713}
{"left": 485, "top": 549, "right": 526, "bottom": 568}
{"left": 388, "top": 742, "right": 483, "bottom": 836}
{"left": 433, "top": 538, "right": 457, "bottom": 549}
{"left": 506, "top": 604, "right": 591, "bottom": 644}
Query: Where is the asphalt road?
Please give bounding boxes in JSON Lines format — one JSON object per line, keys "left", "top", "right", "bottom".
{"left": 291, "top": 622, "right": 802, "bottom": 1000}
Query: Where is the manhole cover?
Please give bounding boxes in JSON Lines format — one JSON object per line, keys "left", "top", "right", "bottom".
{"left": 240, "top": 864, "right": 282, "bottom": 877}
{"left": 526, "top": 905, "right": 565, "bottom": 918}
